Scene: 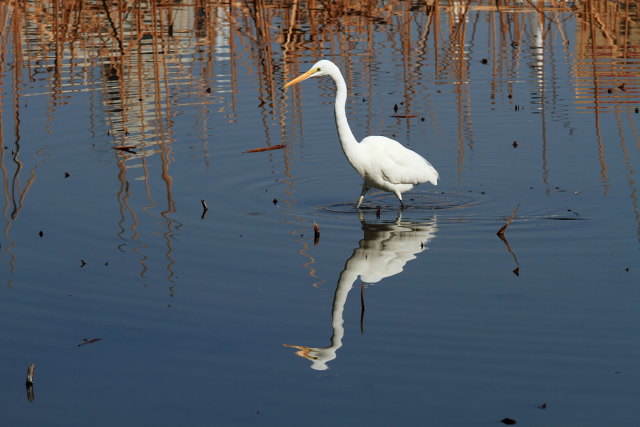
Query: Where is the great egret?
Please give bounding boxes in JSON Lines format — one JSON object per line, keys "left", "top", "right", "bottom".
{"left": 284, "top": 60, "right": 439, "bottom": 208}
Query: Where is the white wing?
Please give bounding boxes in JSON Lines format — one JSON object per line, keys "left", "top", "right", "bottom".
{"left": 360, "top": 136, "right": 438, "bottom": 185}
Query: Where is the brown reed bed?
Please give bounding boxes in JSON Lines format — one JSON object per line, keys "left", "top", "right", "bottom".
{"left": 0, "top": 0, "right": 637, "bottom": 239}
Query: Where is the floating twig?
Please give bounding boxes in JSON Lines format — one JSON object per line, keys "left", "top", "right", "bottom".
{"left": 25, "top": 363, "right": 35, "bottom": 385}
{"left": 497, "top": 203, "right": 519, "bottom": 237}
{"left": 200, "top": 199, "right": 209, "bottom": 220}
{"left": 25, "top": 363, "right": 36, "bottom": 401}
{"left": 242, "top": 144, "right": 285, "bottom": 153}
{"left": 113, "top": 145, "right": 137, "bottom": 154}
{"left": 313, "top": 222, "right": 320, "bottom": 246}
{"left": 77, "top": 338, "right": 102, "bottom": 347}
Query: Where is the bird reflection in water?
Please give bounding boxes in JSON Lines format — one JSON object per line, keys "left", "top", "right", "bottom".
{"left": 284, "top": 214, "right": 437, "bottom": 370}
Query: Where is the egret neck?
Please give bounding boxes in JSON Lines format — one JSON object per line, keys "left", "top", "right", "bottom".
{"left": 331, "top": 69, "right": 360, "bottom": 166}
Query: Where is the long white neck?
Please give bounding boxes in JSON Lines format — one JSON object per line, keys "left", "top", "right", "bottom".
{"left": 331, "top": 69, "right": 359, "bottom": 160}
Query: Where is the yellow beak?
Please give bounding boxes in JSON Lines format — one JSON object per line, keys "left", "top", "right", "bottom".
{"left": 283, "top": 343, "right": 314, "bottom": 360}
{"left": 284, "top": 68, "right": 316, "bottom": 89}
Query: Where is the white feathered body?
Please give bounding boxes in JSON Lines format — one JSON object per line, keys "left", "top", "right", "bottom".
{"left": 346, "top": 135, "right": 439, "bottom": 195}
{"left": 285, "top": 59, "right": 439, "bottom": 207}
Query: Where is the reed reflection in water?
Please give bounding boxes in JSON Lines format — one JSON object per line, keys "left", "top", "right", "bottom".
{"left": 285, "top": 214, "right": 437, "bottom": 370}
{"left": 1, "top": 1, "right": 639, "bottom": 273}
{"left": 0, "top": 2, "right": 240, "bottom": 280}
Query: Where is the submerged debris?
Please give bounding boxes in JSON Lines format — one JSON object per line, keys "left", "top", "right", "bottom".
{"left": 113, "top": 145, "right": 137, "bottom": 154}
{"left": 200, "top": 199, "right": 209, "bottom": 220}
{"left": 497, "top": 203, "right": 519, "bottom": 237}
{"left": 313, "top": 222, "right": 320, "bottom": 246}
{"left": 77, "top": 338, "right": 102, "bottom": 347}
{"left": 25, "top": 364, "right": 36, "bottom": 402}
{"left": 242, "top": 144, "right": 285, "bottom": 153}
{"left": 25, "top": 363, "right": 35, "bottom": 385}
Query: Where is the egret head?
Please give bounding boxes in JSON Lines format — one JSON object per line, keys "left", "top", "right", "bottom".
{"left": 284, "top": 60, "right": 337, "bottom": 88}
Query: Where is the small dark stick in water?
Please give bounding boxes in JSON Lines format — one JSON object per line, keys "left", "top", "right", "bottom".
{"left": 77, "top": 338, "right": 102, "bottom": 347}
{"left": 497, "top": 203, "right": 520, "bottom": 237}
{"left": 313, "top": 222, "right": 320, "bottom": 246}
{"left": 26, "top": 363, "right": 35, "bottom": 385}
{"left": 25, "top": 364, "right": 36, "bottom": 402}
{"left": 200, "top": 199, "right": 209, "bottom": 220}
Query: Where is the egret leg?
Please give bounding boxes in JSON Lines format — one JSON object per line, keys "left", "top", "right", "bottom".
{"left": 395, "top": 192, "right": 405, "bottom": 209}
{"left": 356, "top": 183, "right": 369, "bottom": 209}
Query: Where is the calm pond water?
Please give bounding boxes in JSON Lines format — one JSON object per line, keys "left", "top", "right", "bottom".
{"left": 1, "top": 1, "right": 639, "bottom": 426}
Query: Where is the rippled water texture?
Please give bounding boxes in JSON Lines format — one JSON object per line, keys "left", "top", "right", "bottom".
{"left": 0, "top": 2, "right": 639, "bottom": 426}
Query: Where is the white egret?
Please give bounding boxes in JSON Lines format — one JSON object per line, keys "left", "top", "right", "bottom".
{"left": 284, "top": 59, "right": 439, "bottom": 209}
